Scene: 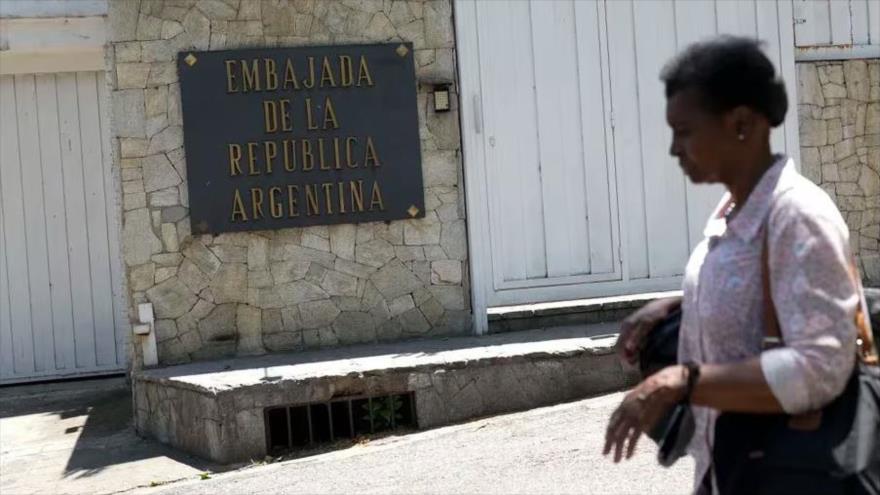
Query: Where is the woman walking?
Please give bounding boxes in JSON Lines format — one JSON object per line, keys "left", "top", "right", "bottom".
{"left": 604, "top": 36, "right": 868, "bottom": 494}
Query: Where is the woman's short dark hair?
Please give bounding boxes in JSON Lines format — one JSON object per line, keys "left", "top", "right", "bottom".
{"left": 660, "top": 36, "right": 788, "bottom": 127}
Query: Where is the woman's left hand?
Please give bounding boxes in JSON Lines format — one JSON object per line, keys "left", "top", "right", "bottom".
{"left": 603, "top": 365, "right": 689, "bottom": 462}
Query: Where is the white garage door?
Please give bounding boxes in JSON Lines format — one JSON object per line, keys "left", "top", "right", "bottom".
{"left": 456, "top": 0, "right": 801, "bottom": 328}
{"left": 0, "top": 71, "right": 126, "bottom": 384}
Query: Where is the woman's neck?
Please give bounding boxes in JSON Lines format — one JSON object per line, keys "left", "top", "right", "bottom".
{"left": 726, "top": 148, "right": 776, "bottom": 206}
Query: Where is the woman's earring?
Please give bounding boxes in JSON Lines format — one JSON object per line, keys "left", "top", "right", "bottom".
{"left": 737, "top": 133, "right": 745, "bottom": 141}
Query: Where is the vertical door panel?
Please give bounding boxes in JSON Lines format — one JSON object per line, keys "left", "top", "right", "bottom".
{"left": 35, "top": 73, "right": 77, "bottom": 371}
{"left": 850, "top": 0, "right": 870, "bottom": 45}
{"left": 76, "top": 72, "right": 117, "bottom": 367}
{"left": 476, "top": 1, "right": 548, "bottom": 285}
{"left": 97, "top": 76, "right": 128, "bottom": 368}
{"left": 674, "top": 0, "right": 727, "bottom": 250}
{"left": 793, "top": 0, "right": 832, "bottom": 46}
{"left": 777, "top": 0, "right": 801, "bottom": 167}
{"left": 0, "top": 192, "right": 12, "bottom": 377}
{"left": 755, "top": 1, "right": 788, "bottom": 156}
{"left": 716, "top": 0, "right": 758, "bottom": 37}
{"left": 14, "top": 74, "right": 55, "bottom": 373}
{"left": 633, "top": 1, "right": 690, "bottom": 278}
{"left": 56, "top": 72, "right": 98, "bottom": 371}
{"left": 870, "top": 0, "right": 880, "bottom": 44}
{"left": 575, "top": 0, "right": 615, "bottom": 275}
{"left": 0, "top": 76, "right": 30, "bottom": 376}
{"left": 606, "top": 0, "right": 649, "bottom": 280}
{"left": 829, "top": 0, "right": 853, "bottom": 45}
{"left": 530, "top": 0, "right": 591, "bottom": 278}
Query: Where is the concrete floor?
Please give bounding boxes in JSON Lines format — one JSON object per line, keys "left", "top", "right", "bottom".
{"left": 0, "top": 377, "right": 694, "bottom": 495}
{"left": 144, "top": 392, "right": 694, "bottom": 495}
{"left": 0, "top": 377, "right": 223, "bottom": 495}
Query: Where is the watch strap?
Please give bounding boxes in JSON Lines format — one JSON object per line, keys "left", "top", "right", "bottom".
{"left": 682, "top": 361, "right": 701, "bottom": 403}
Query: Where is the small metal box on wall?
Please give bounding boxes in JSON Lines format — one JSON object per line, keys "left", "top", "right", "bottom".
{"left": 177, "top": 42, "right": 424, "bottom": 234}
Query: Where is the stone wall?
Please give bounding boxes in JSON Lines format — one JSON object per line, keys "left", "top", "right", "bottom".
{"left": 108, "top": 0, "right": 470, "bottom": 366}
{"left": 797, "top": 59, "right": 880, "bottom": 286}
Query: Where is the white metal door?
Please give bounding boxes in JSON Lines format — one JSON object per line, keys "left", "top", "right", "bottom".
{"left": 456, "top": 0, "right": 800, "bottom": 329}
{"left": 0, "top": 71, "right": 126, "bottom": 383}
{"left": 605, "top": 0, "right": 800, "bottom": 257}
{"left": 462, "top": 0, "right": 621, "bottom": 308}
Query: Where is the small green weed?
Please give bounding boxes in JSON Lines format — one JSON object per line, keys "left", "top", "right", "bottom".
{"left": 361, "top": 395, "right": 404, "bottom": 430}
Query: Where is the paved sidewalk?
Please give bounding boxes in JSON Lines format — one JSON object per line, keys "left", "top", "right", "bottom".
{"left": 144, "top": 392, "right": 694, "bottom": 495}
{"left": 0, "top": 376, "right": 692, "bottom": 495}
{"left": 0, "top": 377, "right": 222, "bottom": 495}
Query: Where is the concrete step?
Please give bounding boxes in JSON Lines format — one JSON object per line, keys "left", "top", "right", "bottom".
{"left": 488, "top": 291, "right": 680, "bottom": 333}
{"left": 132, "top": 322, "right": 636, "bottom": 464}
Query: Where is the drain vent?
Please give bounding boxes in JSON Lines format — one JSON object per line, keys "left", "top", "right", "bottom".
{"left": 265, "top": 392, "right": 416, "bottom": 454}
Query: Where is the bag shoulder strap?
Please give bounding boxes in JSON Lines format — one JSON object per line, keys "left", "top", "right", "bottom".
{"left": 853, "top": 275, "right": 878, "bottom": 365}
{"left": 761, "top": 220, "right": 878, "bottom": 364}
{"left": 761, "top": 229, "right": 782, "bottom": 349}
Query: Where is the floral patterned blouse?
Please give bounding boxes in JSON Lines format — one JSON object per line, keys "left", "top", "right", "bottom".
{"left": 679, "top": 155, "right": 859, "bottom": 492}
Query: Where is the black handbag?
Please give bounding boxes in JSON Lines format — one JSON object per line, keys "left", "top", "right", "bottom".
{"left": 639, "top": 306, "right": 681, "bottom": 377}
{"left": 714, "top": 362, "right": 880, "bottom": 494}
{"left": 638, "top": 306, "right": 694, "bottom": 467}
{"left": 866, "top": 288, "right": 880, "bottom": 342}
{"left": 712, "top": 232, "right": 880, "bottom": 495}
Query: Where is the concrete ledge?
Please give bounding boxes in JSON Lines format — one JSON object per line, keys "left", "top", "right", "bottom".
{"left": 132, "top": 323, "right": 636, "bottom": 464}
{"left": 488, "top": 291, "right": 681, "bottom": 333}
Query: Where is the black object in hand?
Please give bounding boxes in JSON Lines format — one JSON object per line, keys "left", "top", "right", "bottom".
{"left": 639, "top": 306, "right": 682, "bottom": 378}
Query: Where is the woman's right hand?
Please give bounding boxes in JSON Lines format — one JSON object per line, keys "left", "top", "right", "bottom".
{"left": 617, "top": 297, "right": 682, "bottom": 365}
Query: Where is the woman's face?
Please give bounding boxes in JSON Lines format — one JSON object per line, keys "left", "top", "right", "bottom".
{"left": 665, "top": 88, "right": 738, "bottom": 184}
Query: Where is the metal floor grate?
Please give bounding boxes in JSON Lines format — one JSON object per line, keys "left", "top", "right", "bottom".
{"left": 265, "top": 392, "right": 417, "bottom": 454}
